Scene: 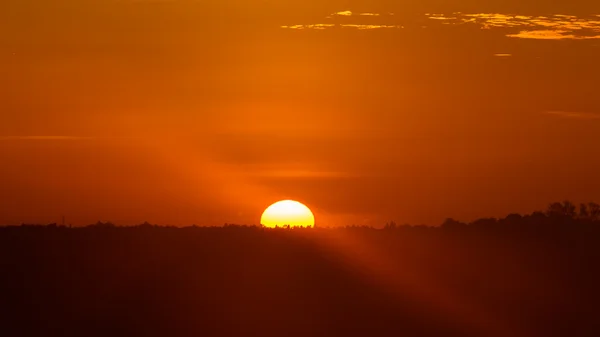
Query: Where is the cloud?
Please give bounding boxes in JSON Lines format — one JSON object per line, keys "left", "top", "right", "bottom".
{"left": 425, "top": 13, "right": 600, "bottom": 40}
{"left": 280, "top": 24, "right": 335, "bottom": 30}
{"left": 331, "top": 11, "right": 385, "bottom": 17}
{"left": 506, "top": 30, "right": 576, "bottom": 40}
{"left": 340, "top": 24, "right": 401, "bottom": 30}
{"left": 282, "top": 11, "right": 600, "bottom": 37}
{"left": 283, "top": 10, "right": 398, "bottom": 30}
{"left": 428, "top": 15, "right": 458, "bottom": 21}
{"left": 332, "top": 10, "right": 353, "bottom": 16}
{"left": 494, "top": 53, "right": 512, "bottom": 57}
{"left": 281, "top": 24, "right": 402, "bottom": 30}
{"left": 544, "top": 111, "right": 600, "bottom": 120}
{"left": 507, "top": 30, "right": 600, "bottom": 40}
{"left": 0, "top": 136, "right": 93, "bottom": 140}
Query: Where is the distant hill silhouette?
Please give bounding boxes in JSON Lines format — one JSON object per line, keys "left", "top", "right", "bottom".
{"left": 1, "top": 201, "right": 599, "bottom": 337}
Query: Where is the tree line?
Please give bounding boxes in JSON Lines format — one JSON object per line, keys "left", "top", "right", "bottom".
{"left": 5, "top": 200, "right": 600, "bottom": 231}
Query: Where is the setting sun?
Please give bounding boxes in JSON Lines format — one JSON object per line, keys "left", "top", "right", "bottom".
{"left": 260, "top": 200, "right": 315, "bottom": 228}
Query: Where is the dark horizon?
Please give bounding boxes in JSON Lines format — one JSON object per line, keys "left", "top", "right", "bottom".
{"left": 3, "top": 204, "right": 600, "bottom": 337}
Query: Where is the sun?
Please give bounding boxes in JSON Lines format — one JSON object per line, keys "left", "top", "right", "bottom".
{"left": 261, "top": 200, "right": 315, "bottom": 228}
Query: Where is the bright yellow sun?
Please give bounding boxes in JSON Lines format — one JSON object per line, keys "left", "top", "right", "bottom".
{"left": 260, "top": 200, "right": 315, "bottom": 228}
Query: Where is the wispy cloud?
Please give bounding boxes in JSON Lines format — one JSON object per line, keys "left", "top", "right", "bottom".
{"left": 331, "top": 11, "right": 385, "bottom": 17}
{"left": 339, "top": 24, "right": 400, "bottom": 30}
{"left": 282, "top": 11, "right": 600, "bottom": 37}
{"left": 280, "top": 24, "right": 335, "bottom": 30}
{"left": 283, "top": 10, "right": 400, "bottom": 30}
{"left": 331, "top": 11, "right": 352, "bottom": 16}
{"left": 507, "top": 31, "right": 600, "bottom": 40}
{"left": 0, "top": 136, "right": 93, "bottom": 141}
{"left": 332, "top": 10, "right": 353, "bottom": 17}
{"left": 281, "top": 24, "right": 402, "bottom": 30}
{"left": 544, "top": 111, "right": 600, "bottom": 120}
{"left": 426, "top": 13, "right": 600, "bottom": 40}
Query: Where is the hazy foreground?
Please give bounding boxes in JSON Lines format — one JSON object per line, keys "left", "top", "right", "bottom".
{"left": 1, "top": 212, "right": 599, "bottom": 337}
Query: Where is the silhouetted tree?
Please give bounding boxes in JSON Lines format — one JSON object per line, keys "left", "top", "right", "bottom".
{"left": 546, "top": 200, "right": 576, "bottom": 218}
{"left": 579, "top": 203, "right": 590, "bottom": 219}
{"left": 384, "top": 221, "right": 397, "bottom": 230}
{"left": 89, "top": 221, "right": 116, "bottom": 228}
{"left": 589, "top": 202, "right": 600, "bottom": 221}
{"left": 470, "top": 217, "right": 497, "bottom": 228}
{"left": 441, "top": 218, "right": 467, "bottom": 230}
{"left": 138, "top": 221, "right": 154, "bottom": 228}
{"left": 547, "top": 202, "right": 562, "bottom": 216}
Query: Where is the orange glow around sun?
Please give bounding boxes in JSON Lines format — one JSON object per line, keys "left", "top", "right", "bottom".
{"left": 260, "top": 200, "right": 315, "bottom": 228}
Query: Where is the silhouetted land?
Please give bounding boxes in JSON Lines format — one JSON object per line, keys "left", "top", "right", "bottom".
{"left": 2, "top": 202, "right": 600, "bottom": 337}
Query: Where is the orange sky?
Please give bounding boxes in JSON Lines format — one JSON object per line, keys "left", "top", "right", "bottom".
{"left": 2, "top": 0, "right": 600, "bottom": 226}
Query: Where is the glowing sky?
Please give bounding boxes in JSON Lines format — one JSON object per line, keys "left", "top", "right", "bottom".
{"left": 2, "top": 0, "right": 599, "bottom": 226}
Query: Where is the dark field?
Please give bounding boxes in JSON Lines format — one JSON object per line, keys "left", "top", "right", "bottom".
{"left": 1, "top": 222, "right": 599, "bottom": 337}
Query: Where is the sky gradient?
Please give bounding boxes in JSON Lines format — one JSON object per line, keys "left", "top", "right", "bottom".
{"left": 2, "top": 0, "right": 599, "bottom": 226}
